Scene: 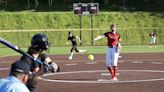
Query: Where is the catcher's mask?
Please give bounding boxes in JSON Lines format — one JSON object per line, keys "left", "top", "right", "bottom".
{"left": 31, "top": 33, "right": 49, "bottom": 52}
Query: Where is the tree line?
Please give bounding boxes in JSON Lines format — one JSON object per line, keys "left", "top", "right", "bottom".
{"left": 0, "top": 0, "right": 163, "bottom": 11}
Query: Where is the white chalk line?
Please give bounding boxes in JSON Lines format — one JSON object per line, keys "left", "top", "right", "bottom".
{"left": 0, "top": 62, "right": 13, "bottom": 64}
{"left": 151, "top": 62, "right": 163, "bottom": 64}
{"left": 0, "top": 53, "right": 18, "bottom": 58}
{"left": 132, "top": 61, "right": 143, "bottom": 64}
{"left": 85, "top": 62, "right": 98, "bottom": 65}
{"left": 65, "top": 62, "right": 98, "bottom": 66}
{"left": 101, "top": 73, "right": 120, "bottom": 76}
{"left": 40, "top": 70, "right": 164, "bottom": 84}
{"left": 1, "top": 68, "right": 164, "bottom": 83}
{"left": 118, "top": 60, "right": 124, "bottom": 63}
{"left": 0, "top": 68, "right": 9, "bottom": 70}
{"left": 65, "top": 63, "right": 78, "bottom": 66}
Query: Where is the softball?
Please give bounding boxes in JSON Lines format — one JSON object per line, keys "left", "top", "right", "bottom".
{"left": 88, "top": 54, "right": 94, "bottom": 61}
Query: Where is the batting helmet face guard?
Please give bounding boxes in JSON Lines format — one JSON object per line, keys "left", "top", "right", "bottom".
{"left": 31, "top": 34, "right": 49, "bottom": 51}
{"left": 110, "top": 24, "right": 116, "bottom": 31}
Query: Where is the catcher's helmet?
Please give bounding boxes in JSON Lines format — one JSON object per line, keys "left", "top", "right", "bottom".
{"left": 31, "top": 34, "right": 49, "bottom": 51}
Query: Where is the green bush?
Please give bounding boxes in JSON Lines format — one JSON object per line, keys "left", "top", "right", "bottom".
{"left": 0, "top": 12, "right": 164, "bottom": 47}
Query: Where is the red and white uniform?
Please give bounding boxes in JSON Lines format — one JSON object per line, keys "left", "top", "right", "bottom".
{"left": 94, "top": 24, "right": 120, "bottom": 80}
{"left": 104, "top": 32, "right": 120, "bottom": 67}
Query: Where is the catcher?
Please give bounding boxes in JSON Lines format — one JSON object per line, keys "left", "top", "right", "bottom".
{"left": 21, "top": 33, "right": 60, "bottom": 92}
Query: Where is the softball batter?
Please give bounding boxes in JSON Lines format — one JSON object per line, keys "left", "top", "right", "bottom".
{"left": 94, "top": 24, "right": 121, "bottom": 80}
{"left": 21, "top": 33, "right": 60, "bottom": 92}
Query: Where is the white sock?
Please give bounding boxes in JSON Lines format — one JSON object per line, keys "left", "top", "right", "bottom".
{"left": 79, "top": 49, "right": 86, "bottom": 53}
{"left": 70, "top": 52, "right": 74, "bottom": 57}
{"left": 69, "top": 52, "right": 74, "bottom": 59}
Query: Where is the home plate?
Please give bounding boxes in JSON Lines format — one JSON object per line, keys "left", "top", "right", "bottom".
{"left": 101, "top": 73, "right": 120, "bottom": 76}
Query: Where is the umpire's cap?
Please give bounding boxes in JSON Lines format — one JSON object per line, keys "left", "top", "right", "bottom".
{"left": 31, "top": 33, "right": 49, "bottom": 51}
{"left": 11, "top": 60, "right": 30, "bottom": 74}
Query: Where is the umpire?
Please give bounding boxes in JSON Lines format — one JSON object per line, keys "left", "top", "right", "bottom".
{"left": 21, "top": 33, "right": 60, "bottom": 92}
{"left": 0, "top": 60, "right": 30, "bottom": 92}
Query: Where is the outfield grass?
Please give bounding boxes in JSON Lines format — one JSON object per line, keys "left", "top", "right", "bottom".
{"left": 0, "top": 48, "right": 27, "bottom": 56}
{"left": 0, "top": 45, "right": 164, "bottom": 57}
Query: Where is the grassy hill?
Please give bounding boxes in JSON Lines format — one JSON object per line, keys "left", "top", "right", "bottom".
{"left": 0, "top": 12, "right": 163, "bottom": 29}
{"left": 0, "top": 12, "right": 164, "bottom": 46}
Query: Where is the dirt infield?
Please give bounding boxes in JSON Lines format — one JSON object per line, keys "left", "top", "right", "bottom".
{"left": 1, "top": 53, "right": 164, "bottom": 92}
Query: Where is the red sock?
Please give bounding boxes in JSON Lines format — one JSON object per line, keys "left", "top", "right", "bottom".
{"left": 108, "top": 67, "right": 113, "bottom": 77}
{"left": 113, "top": 66, "right": 118, "bottom": 78}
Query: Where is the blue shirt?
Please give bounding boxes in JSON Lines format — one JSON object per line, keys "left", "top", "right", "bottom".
{"left": 0, "top": 76, "right": 30, "bottom": 92}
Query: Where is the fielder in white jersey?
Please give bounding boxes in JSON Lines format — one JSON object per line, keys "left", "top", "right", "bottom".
{"left": 149, "top": 31, "right": 156, "bottom": 48}
{"left": 94, "top": 24, "right": 121, "bottom": 81}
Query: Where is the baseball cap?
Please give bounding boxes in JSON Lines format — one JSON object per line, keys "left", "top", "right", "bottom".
{"left": 11, "top": 60, "right": 31, "bottom": 74}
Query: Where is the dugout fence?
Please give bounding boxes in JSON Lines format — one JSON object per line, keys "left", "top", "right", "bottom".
{"left": 0, "top": 27, "right": 164, "bottom": 48}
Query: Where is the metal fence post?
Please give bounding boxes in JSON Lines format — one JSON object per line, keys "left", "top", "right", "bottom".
{"left": 125, "top": 28, "right": 128, "bottom": 45}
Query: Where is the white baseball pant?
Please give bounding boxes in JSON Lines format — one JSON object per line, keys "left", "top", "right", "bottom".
{"left": 105, "top": 47, "right": 119, "bottom": 67}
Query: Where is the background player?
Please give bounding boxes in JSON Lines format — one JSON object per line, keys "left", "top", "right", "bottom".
{"left": 21, "top": 33, "right": 60, "bottom": 92}
{"left": 67, "top": 31, "right": 86, "bottom": 60}
{"left": 149, "top": 31, "right": 156, "bottom": 48}
{"left": 94, "top": 24, "right": 121, "bottom": 81}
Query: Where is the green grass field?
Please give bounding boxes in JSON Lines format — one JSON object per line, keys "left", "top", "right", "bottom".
{"left": 0, "top": 45, "right": 164, "bottom": 57}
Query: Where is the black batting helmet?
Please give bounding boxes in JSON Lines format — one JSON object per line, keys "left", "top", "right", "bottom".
{"left": 31, "top": 33, "right": 49, "bottom": 51}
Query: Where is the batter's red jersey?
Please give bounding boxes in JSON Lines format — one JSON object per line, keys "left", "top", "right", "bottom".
{"left": 104, "top": 32, "right": 120, "bottom": 47}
